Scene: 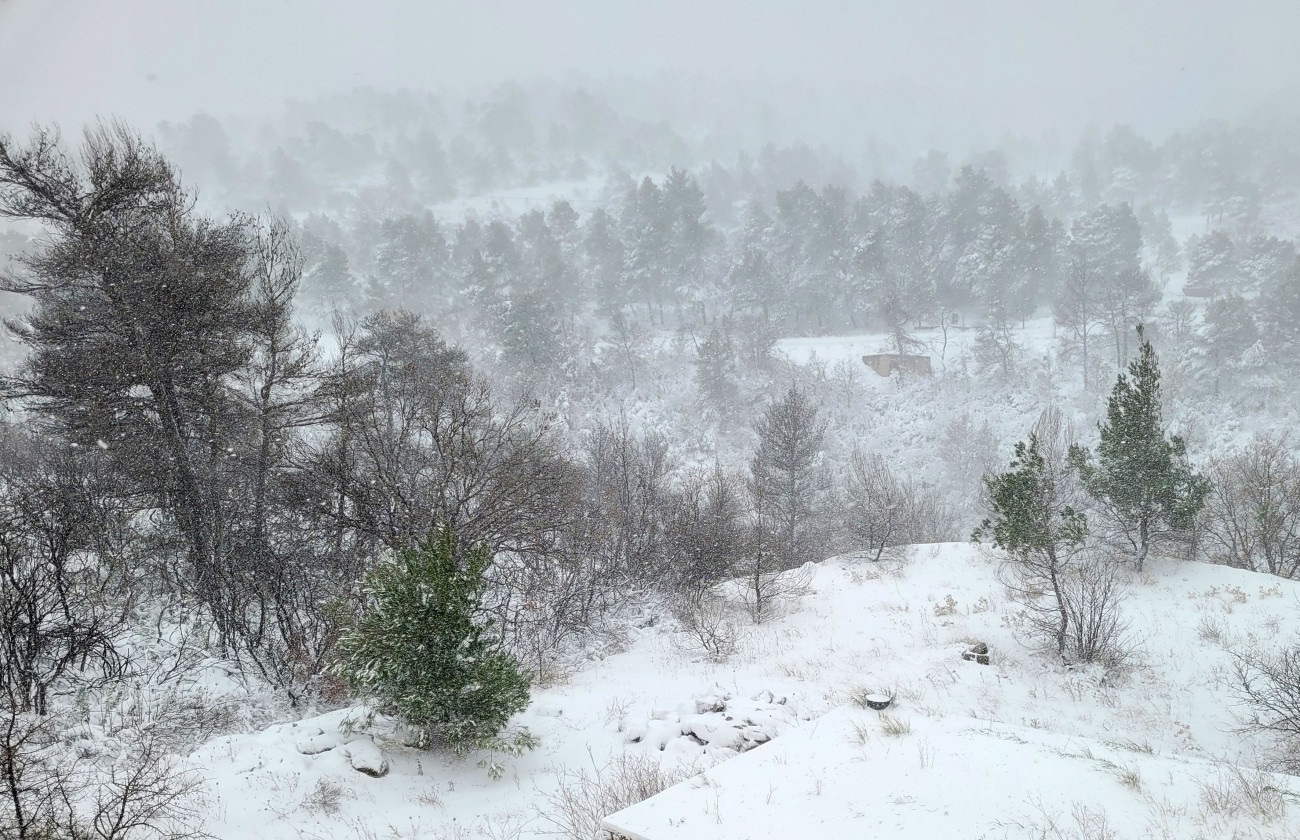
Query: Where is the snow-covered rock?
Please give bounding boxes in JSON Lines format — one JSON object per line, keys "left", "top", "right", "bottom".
{"left": 294, "top": 728, "right": 338, "bottom": 756}
{"left": 343, "top": 739, "right": 388, "bottom": 777}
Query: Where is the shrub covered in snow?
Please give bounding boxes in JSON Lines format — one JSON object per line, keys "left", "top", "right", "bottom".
{"left": 333, "top": 528, "right": 533, "bottom": 756}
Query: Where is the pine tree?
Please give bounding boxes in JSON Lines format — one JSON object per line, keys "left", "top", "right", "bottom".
{"left": 750, "top": 386, "right": 828, "bottom": 570}
{"left": 1070, "top": 327, "right": 1211, "bottom": 570}
{"left": 335, "top": 528, "right": 532, "bottom": 757}
{"left": 0, "top": 126, "right": 324, "bottom": 665}
{"left": 695, "top": 323, "right": 740, "bottom": 423}
{"left": 974, "top": 433, "right": 1087, "bottom": 658}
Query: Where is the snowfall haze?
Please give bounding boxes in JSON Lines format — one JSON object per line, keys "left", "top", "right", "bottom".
{"left": 7, "top": 2, "right": 1300, "bottom": 840}
{"left": 3, "top": 0, "right": 1300, "bottom": 146}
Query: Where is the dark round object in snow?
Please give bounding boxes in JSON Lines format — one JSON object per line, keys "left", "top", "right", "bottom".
{"left": 863, "top": 694, "right": 893, "bottom": 711}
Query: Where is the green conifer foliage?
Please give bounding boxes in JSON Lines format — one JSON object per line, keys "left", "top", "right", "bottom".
{"left": 975, "top": 433, "right": 1087, "bottom": 658}
{"left": 1071, "top": 327, "right": 1210, "bottom": 570}
{"left": 335, "top": 528, "right": 531, "bottom": 756}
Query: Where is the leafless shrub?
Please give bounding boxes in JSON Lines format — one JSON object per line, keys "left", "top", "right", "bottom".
{"left": 663, "top": 467, "right": 746, "bottom": 601}
{"left": 991, "top": 799, "right": 1119, "bottom": 840}
{"left": 95, "top": 683, "right": 246, "bottom": 754}
{"left": 1197, "top": 614, "right": 1232, "bottom": 646}
{"left": 538, "top": 753, "right": 688, "bottom": 840}
{"left": 1197, "top": 765, "right": 1289, "bottom": 822}
{"left": 1231, "top": 640, "right": 1300, "bottom": 769}
{"left": 0, "top": 429, "right": 134, "bottom": 716}
{"left": 476, "top": 811, "right": 529, "bottom": 840}
{"left": 0, "top": 701, "right": 204, "bottom": 840}
{"left": 671, "top": 593, "right": 742, "bottom": 661}
{"left": 1202, "top": 433, "right": 1300, "bottom": 578}
{"left": 75, "top": 732, "right": 205, "bottom": 840}
{"left": 741, "top": 560, "right": 814, "bottom": 624}
{"left": 576, "top": 415, "right": 675, "bottom": 587}
{"left": 843, "top": 448, "right": 957, "bottom": 563}
{"left": 1059, "top": 554, "right": 1136, "bottom": 669}
{"left": 302, "top": 778, "right": 347, "bottom": 816}
{"left": 1004, "top": 552, "right": 1135, "bottom": 669}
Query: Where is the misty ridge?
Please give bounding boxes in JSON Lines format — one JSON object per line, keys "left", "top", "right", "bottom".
{"left": 5, "top": 6, "right": 1300, "bottom": 838}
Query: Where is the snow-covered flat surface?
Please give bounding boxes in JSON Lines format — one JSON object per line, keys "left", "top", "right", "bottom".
{"left": 189, "top": 543, "right": 1300, "bottom": 839}
{"left": 429, "top": 176, "right": 609, "bottom": 221}
{"left": 775, "top": 320, "right": 1060, "bottom": 375}
{"left": 604, "top": 707, "right": 1300, "bottom": 840}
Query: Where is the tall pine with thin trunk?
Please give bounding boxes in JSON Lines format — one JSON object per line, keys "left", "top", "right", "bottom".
{"left": 1070, "top": 326, "right": 1210, "bottom": 570}
{"left": 750, "top": 386, "right": 828, "bottom": 571}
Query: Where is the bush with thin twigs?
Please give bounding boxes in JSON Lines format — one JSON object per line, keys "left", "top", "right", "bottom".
{"left": 538, "top": 753, "right": 688, "bottom": 840}
{"left": 1002, "top": 551, "right": 1137, "bottom": 669}
{"left": 1202, "top": 433, "right": 1300, "bottom": 579}
{"left": 1231, "top": 640, "right": 1300, "bottom": 770}
{"left": 0, "top": 701, "right": 204, "bottom": 840}
{"left": 991, "top": 799, "right": 1119, "bottom": 840}
{"left": 302, "top": 778, "right": 347, "bottom": 816}
{"left": 1197, "top": 614, "right": 1231, "bottom": 646}
{"left": 1059, "top": 554, "right": 1137, "bottom": 669}
{"left": 740, "top": 562, "right": 814, "bottom": 624}
{"left": 844, "top": 448, "right": 958, "bottom": 564}
{"left": 671, "top": 593, "right": 743, "bottom": 661}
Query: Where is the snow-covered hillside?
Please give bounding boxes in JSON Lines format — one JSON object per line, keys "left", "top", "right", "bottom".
{"left": 191, "top": 543, "right": 1300, "bottom": 839}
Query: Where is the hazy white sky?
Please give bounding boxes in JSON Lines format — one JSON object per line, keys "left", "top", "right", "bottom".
{"left": 1, "top": 0, "right": 1297, "bottom": 136}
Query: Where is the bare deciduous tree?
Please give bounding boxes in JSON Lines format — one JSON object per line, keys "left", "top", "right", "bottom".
{"left": 299, "top": 311, "right": 590, "bottom": 672}
{"left": 0, "top": 429, "right": 130, "bottom": 716}
{"left": 1232, "top": 641, "right": 1300, "bottom": 770}
{"left": 579, "top": 416, "right": 674, "bottom": 586}
{"left": 844, "top": 448, "right": 956, "bottom": 562}
{"left": 664, "top": 466, "right": 745, "bottom": 598}
{"left": 1203, "top": 434, "right": 1300, "bottom": 578}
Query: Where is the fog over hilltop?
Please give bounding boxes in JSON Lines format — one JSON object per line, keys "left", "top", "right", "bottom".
{"left": 3, "top": 0, "right": 1299, "bottom": 148}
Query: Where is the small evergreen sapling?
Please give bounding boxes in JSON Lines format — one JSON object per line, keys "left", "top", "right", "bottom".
{"left": 334, "top": 528, "right": 533, "bottom": 766}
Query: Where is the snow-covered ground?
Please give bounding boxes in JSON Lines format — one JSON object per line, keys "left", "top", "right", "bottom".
{"left": 190, "top": 543, "right": 1300, "bottom": 839}
{"left": 605, "top": 708, "right": 1299, "bottom": 840}
{"left": 428, "top": 176, "right": 612, "bottom": 222}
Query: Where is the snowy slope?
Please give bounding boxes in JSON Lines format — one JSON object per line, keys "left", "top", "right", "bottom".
{"left": 188, "top": 543, "right": 1300, "bottom": 839}
{"left": 604, "top": 708, "right": 1300, "bottom": 840}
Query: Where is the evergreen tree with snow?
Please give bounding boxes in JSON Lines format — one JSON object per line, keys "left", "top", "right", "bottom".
{"left": 975, "top": 432, "right": 1087, "bottom": 658}
{"left": 335, "top": 528, "right": 532, "bottom": 757}
{"left": 1070, "top": 327, "right": 1210, "bottom": 571}
{"left": 1056, "top": 204, "right": 1154, "bottom": 383}
{"left": 750, "top": 386, "right": 829, "bottom": 571}
{"left": 1259, "top": 256, "right": 1300, "bottom": 361}
{"left": 1201, "top": 294, "right": 1258, "bottom": 377}
{"left": 695, "top": 322, "right": 740, "bottom": 424}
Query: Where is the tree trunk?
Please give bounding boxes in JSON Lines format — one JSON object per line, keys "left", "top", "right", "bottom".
{"left": 1047, "top": 548, "right": 1070, "bottom": 660}
{"left": 1136, "top": 516, "right": 1150, "bottom": 572}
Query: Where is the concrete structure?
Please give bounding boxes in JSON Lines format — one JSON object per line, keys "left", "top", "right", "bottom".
{"left": 861, "top": 353, "right": 932, "bottom": 378}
